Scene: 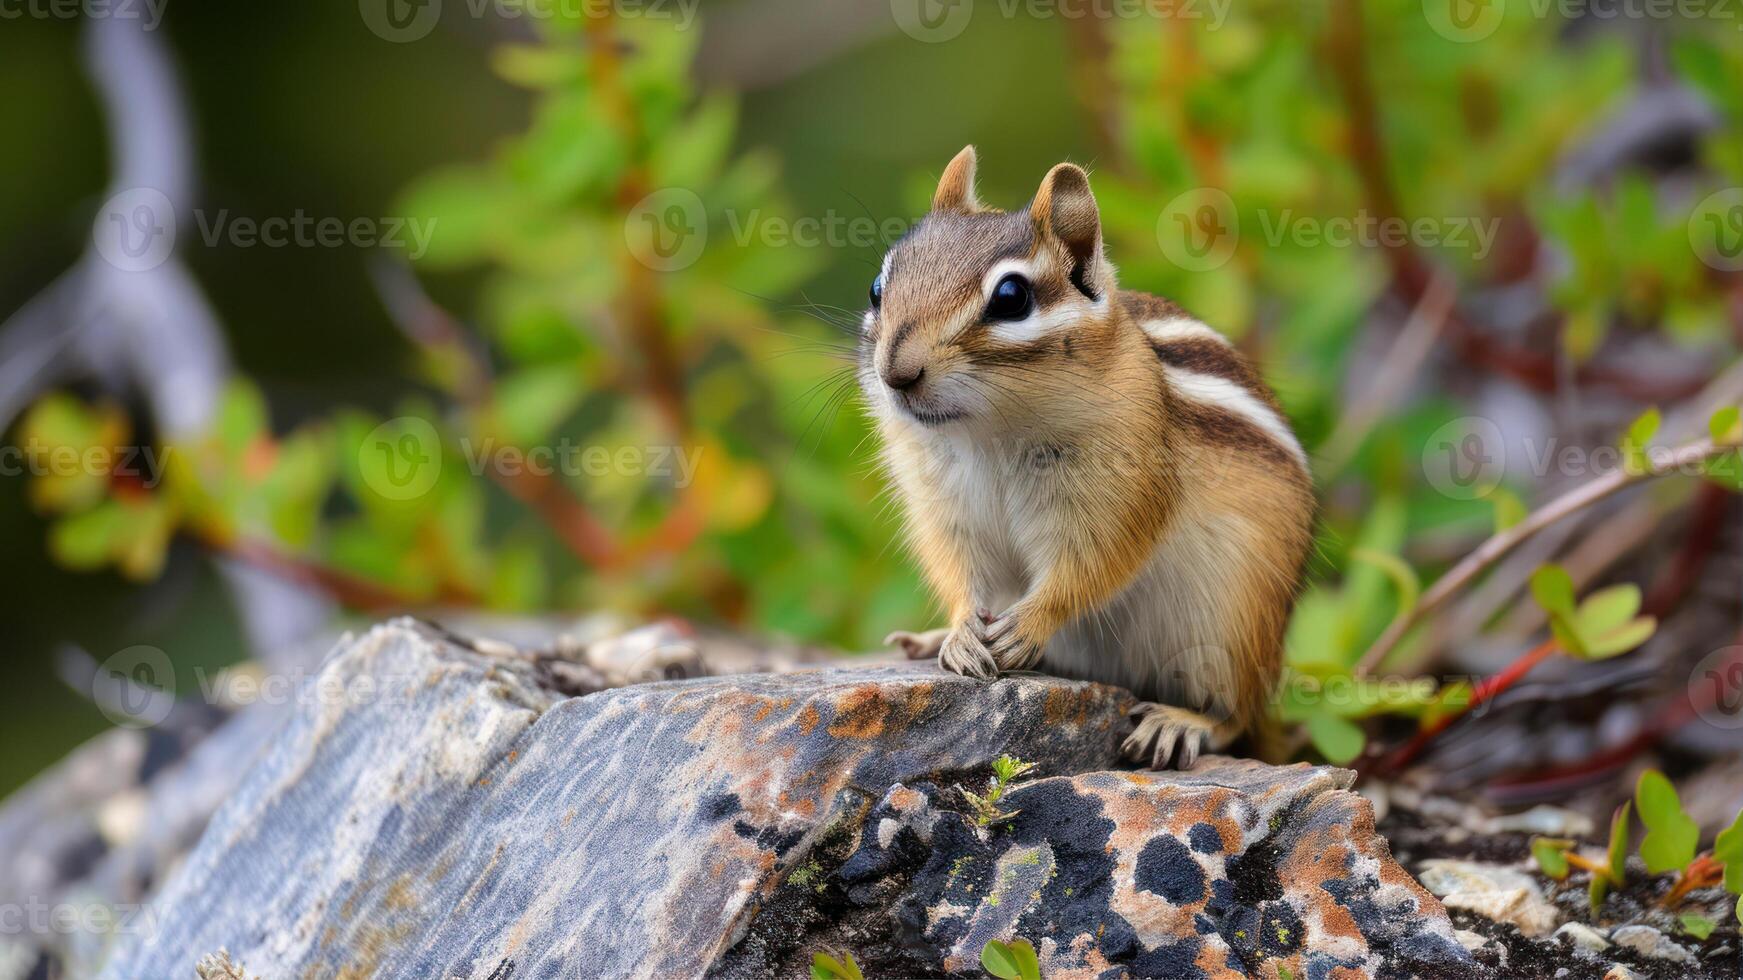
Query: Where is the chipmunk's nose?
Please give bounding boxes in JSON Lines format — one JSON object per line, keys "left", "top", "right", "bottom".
{"left": 883, "top": 363, "right": 924, "bottom": 392}
{"left": 881, "top": 321, "right": 926, "bottom": 392}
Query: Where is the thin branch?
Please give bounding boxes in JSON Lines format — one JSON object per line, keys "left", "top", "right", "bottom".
{"left": 1356, "top": 433, "right": 1742, "bottom": 674}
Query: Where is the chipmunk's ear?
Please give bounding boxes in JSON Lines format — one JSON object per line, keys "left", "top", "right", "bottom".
{"left": 1032, "top": 162, "right": 1106, "bottom": 299}
{"left": 932, "top": 145, "right": 983, "bottom": 214}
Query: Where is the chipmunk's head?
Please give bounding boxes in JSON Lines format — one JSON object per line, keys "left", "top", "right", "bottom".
{"left": 860, "top": 146, "right": 1121, "bottom": 429}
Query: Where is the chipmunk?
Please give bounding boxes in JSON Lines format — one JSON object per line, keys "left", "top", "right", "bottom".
{"left": 863, "top": 147, "right": 1315, "bottom": 769}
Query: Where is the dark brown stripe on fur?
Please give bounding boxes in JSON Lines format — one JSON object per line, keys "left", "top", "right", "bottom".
{"left": 1149, "top": 339, "right": 1285, "bottom": 414}
{"left": 1170, "top": 398, "right": 1307, "bottom": 476}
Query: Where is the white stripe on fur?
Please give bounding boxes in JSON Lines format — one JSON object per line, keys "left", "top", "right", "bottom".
{"left": 1163, "top": 365, "right": 1309, "bottom": 471}
{"left": 1141, "top": 317, "right": 1230, "bottom": 346}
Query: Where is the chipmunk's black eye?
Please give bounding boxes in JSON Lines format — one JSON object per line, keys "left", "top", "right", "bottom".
{"left": 985, "top": 273, "right": 1033, "bottom": 321}
{"left": 870, "top": 273, "right": 885, "bottom": 310}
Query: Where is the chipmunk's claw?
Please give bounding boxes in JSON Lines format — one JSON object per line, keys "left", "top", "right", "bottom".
{"left": 938, "top": 622, "right": 998, "bottom": 680}
{"left": 982, "top": 612, "right": 1043, "bottom": 672}
{"left": 884, "top": 628, "right": 948, "bottom": 660}
{"left": 1123, "top": 703, "right": 1218, "bottom": 770}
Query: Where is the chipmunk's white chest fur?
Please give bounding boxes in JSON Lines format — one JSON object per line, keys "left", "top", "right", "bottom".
{"left": 896, "top": 427, "right": 1242, "bottom": 711}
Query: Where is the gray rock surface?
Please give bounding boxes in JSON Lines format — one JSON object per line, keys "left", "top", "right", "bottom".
{"left": 61, "top": 618, "right": 1470, "bottom": 978}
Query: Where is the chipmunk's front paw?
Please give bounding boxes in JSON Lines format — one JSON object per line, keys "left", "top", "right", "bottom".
{"left": 983, "top": 611, "right": 1044, "bottom": 672}
{"left": 884, "top": 628, "right": 949, "bottom": 660}
{"left": 938, "top": 621, "right": 998, "bottom": 680}
{"left": 1122, "top": 703, "right": 1219, "bottom": 770}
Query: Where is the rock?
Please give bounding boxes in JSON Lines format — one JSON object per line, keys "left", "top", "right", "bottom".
{"left": 722, "top": 764, "right": 1469, "bottom": 978}
{"left": 1416, "top": 859, "right": 1562, "bottom": 937}
{"left": 1604, "top": 965, "right": 1642, "bottom": 980}
{"left": 88, "top": 619, "right": 1471, "bottom": 979}
{"left": 1555, "top": 921, "right": 1612, "bottom": 956}
{"left": 1609, "top": 924, "right": 1697, "bottom": 965}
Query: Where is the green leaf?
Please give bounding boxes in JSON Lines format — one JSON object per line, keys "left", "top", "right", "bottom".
{"left": 1575, "top": 585, "right": 1641, "bottom": 637}
{"left": 1530, "top": 565, "right": 1577, "bottom": 618}
{"left": 1532, "top": 838, "right": 1573, "bottom": 880}
{"left": 1608, "top": 801, "right": 1632, "bottom": 883}
{"left": 1679, "top": 913, "right": 1717, "bottom": 941}
{"left": 1580, "top": 616, "right": 1657, "bottom": 660}
{"left": 1349, "top": 549, "right": 1420, "bottom": 622}
{"left": 1710, "top": 405, "right": 1742, "bottom": 443}
{"left": 810, "top": 951, "right": 864, "bottom": 980}
{"left": 981, "top": 940, "right": 1021, "bottom": 980}
{"left": 1712, "top": 807, "right": 1743, "bottom": 895}
{"left": 1306, "top": 714, "right": 1365, "bottom": 765}
{"left": 981, "top": 938, "right": 1039, "bottom": 980}
{"left": 1621, "top": 407, "right": 1661, "bottom": 475}
{"left": 1492, "top": 488, "right": 1527, "bottom": 533}
{"left": 1636, "top": 771, "right": 1699, "bottom": 875}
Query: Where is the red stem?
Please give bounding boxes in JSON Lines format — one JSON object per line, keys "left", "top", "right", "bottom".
{"left": 1379, "top": 637, "right": 1561, "bottom": 773}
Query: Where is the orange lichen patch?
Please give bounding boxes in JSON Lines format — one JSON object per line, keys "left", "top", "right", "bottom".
{"left": 384, "top": 877, "right": 419, "bottom": 912}
{"left": 1283, "top": 833, "right": 1365, "bottom": 944}
{"left": 795, "top": 703, "right": 821, "bottom": 735}
{"left": 1043, "top": 685, "right": 1090, "bottom": 726}
{"left": 886, "top": 784, "right": 926, "bottom": 812}
{"left": 1192, "top": 935, "right": 1242, "bottom": 976}
{"left": 901, "top": 682, "right": 934, "bottom": 722}
{"left": 826, "top": 687, "right": 890, "bottom": 739}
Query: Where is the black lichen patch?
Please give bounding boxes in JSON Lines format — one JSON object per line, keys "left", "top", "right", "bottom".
{"left": 700, "top": 793, "right": 742, "bottom": 822}
{"left": 732, "top": 819, "right": 804, "bottom": 857}
{"left": 1188, "top": 822, "right": 1223, "bottom": 854}
{"left": 1135, "top": 836, "right": 1207, "bottom": 905}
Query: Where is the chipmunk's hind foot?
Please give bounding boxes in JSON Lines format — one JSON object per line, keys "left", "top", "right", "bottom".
{"left": 884, "top": 628, "right": 949, "bottom": 660}
{"left": 1122, "top": 703, "right": 1234, "bottom": 770}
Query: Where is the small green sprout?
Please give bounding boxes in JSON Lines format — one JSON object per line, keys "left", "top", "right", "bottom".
{"left": 1620, "top": 407, "right": 1661, "bottom": 476}
{"left": 810, "top": 950, "right": 864, "bottom": 980}
{"left": 1529, "top": 566, "right": 1657, "bottom": 661}
{"left": 1590, "top": 802, "right": 1631, "bottom": 915}
{"left": 960, "top": 754, "right": 1038, "bottom": 827}
{"left": 980, "top": 938, "right": 1041, "bottom": 980}
{"left": 1679, "top": 913, "right": 1717, "bottom": 941}
{"left": 1637, "top": 771, "right": 1700, "bottom": 875}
